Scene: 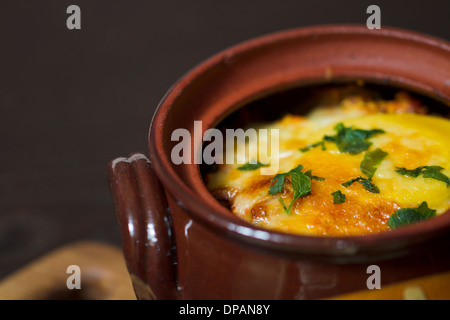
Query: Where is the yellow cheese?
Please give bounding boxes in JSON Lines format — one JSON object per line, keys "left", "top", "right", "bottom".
{"left": 206, "top": 93, "right": 450, "bottom": 236}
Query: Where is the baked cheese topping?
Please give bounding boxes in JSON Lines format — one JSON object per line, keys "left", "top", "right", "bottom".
{"left": 206, "top": 92, "right": 450, "bottom": 236}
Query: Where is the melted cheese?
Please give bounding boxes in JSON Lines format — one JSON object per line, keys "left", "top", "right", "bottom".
{"left": 206, "top": 93, "right": 450, "bottom": 236}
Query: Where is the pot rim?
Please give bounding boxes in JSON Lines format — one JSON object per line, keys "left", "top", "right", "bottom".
{"left": 148, "top": 24, "right": 450, "bottom": 258}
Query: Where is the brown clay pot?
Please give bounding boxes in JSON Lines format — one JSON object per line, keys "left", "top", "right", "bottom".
{"left": 107, "top": 25, "right": 450, "bottom": 300}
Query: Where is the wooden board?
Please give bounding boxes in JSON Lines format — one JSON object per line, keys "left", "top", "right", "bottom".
{"left": 0, "top": 241, "right": 136, "bottom": 300}
{"left": 2, "top": 240, "right": 449, "bottom": 300}
{"left": 328, "top": 270, "right": 450, "bottom": 300}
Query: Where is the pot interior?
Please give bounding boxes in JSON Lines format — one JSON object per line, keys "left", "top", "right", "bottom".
{"left": 199, "top": 79, "right": 450, "bottom": 233}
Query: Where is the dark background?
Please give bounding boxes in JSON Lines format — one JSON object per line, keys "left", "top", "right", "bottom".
{"left": 0, "top": 0, "right": 449, "bottom": 279}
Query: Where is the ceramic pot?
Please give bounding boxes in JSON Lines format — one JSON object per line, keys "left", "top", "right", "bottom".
{"left": 107, "top": 25, "right": 450, "bottom": 300}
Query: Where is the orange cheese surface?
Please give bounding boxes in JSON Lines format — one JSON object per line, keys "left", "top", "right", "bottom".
{"left": 205, "top": 92, "right": 450, "bottom": 236}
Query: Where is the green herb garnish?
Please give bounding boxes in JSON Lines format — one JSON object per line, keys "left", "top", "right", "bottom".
{"left": 304, "top": 170, "right": 326, "bottom": 181}
{"left": 237, "top": 161, "right": 269, "bottom": 171}
{"left": 423, "top": 167, "right": 450, "bottom": 187}
{"left": 331, "top": 190, "right": 346, "bottom": 204}
{"left": 395, "top": 166, "right": 425, "bottom": 178}
{"left": 388, "top": 201, "right": 436, "bottom": 229}
{"left": 342, "top": 176, "right": 380, "bottom": 193}
{"left": 269, "top": 165, "right": 304, "bottom": 195}
{"left": 396, "top": 166, "right": 449, "bottom": 187}
{"left": 360, "top": 148, "right": 388, "bottom": 179}
{"left": 299, "top": 141, "right": 326, "bottom": 152}
{"left": 269, "top": 165, "right": 319, "bottom": 214}
{"left": 324, "top": 123, "right": 385, "bottom": 155}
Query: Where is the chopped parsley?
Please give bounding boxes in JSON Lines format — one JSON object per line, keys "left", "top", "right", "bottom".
{"left": 299, "top": 141, "right": 326, "bottom": 152}
{"left": 304, "top": 170, "right": 326, "bottom": 181}
{"left": 331, "top": 190, "right": 346, "bottom": 204}
{"left": 342, "top": 176, "right": 380, "bottom": 193}
{"left": 237, "top": 161, "right": 269, "bottom": 171}
{"left": 396, "top": 166, "right": 431, "bottom": 177}
{"left": 396, "top": 166, "right": 450, "bottom": 187}
{"left": 269, "top": 165, "right": 304, "bottom": 196}
{"left": 360, "top": 148, "right": 388, "bottom": 179}
{"left": 269, "top": 165, "right": 323, "bottom": 214}
{"left": 388, "top": 201, "right": 436, "bottom": 229}
{"left": 324, "top": 123, "right": 385, "bottom": 155}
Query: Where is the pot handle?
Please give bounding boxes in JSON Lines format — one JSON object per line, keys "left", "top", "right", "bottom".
{"left": 107, "top": 153, "right": 178, "bottom": 300}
